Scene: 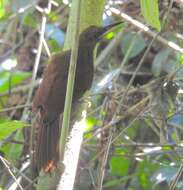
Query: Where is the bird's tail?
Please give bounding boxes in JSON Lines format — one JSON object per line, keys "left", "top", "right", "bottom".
{"left": 33, "top": 116, "right": 60, "bottom": 174}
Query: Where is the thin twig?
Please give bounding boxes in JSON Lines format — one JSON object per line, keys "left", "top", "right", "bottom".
{"left": 0, "top": 104, "right": 31, "bottom": 113}
{"left": 22, "top": 12, "right": 47, "bottom": 120}
{"left": 0, "top": 155, "right": 24, "bottom": 190}
{"left": 115, "top": 34, "right": 158, "bottom": 116}
{"left": 97, "top": 131, "right": 113, "bottom": 190}
{"left": 117, "top": 143, "right": 183, "bottom": 148}
{"left": 8, "top": 0, "right": 39, "bottom": 21}
{"left": 110, "top": 8, "right": 183, "bottom": 54}
{"left": 169, "top": 163, "right": 183, "bottom": 190}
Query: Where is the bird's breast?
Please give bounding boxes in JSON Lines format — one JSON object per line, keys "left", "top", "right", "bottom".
{"left": 74, "top": 57, "right": 94, "bottom": 99}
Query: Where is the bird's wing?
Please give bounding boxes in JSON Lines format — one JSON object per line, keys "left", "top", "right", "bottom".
{"left": 33, "top": 50, "right": 71, "bottom": 116}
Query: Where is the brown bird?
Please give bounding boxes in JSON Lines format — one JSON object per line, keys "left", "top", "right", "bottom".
{"left": 32, "top": 22, "right": 122, "bottom": 174}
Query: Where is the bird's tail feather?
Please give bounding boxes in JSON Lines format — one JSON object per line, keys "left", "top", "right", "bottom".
{"left": 34, "top": 116, "right": 60, "bottom": 173}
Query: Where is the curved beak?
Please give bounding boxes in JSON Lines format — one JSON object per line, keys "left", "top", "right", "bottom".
{"left": 97, "top": 21, "right": 123, "bottom": 41}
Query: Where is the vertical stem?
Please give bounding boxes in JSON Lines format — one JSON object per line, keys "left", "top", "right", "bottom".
{"left": 59, "top": 0, "right": 82, "bottom": 162}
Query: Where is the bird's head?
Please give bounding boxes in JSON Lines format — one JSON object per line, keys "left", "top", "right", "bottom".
{"left": 79, "top": 21, "right": 123, "bottom": 48}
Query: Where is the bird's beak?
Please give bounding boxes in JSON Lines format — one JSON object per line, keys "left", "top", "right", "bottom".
{"left": 97, "top": 21, "right": 123, "bottom": 41}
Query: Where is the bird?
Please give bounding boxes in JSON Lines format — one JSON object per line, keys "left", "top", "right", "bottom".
{"left": 32, "top": 22, "right": 122, "bottom": 174}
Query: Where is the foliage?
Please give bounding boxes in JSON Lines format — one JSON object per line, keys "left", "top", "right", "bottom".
{"left": 120, "top": 32, "right": 146, "bottom": 59}
{"left": 140, "top": 0, "right": 161, "bottom": 31}
{"left": 0, "top": 119, "right": 25, "bottom": 140}
{"left": 0, "top": 0, "right": 183, "bottom": 189}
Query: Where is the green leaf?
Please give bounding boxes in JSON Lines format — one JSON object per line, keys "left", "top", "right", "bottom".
{"left": 136, "top": 159, "right": 159, "bottom": 188}
{"left": 85, "top": 117, "right": 99, "bottom": 131}
{"left": 0, "top": 70, "right": 31, "bottom": 93}
{"left": 109, "top": 156, "right": 129, "bottom": 176}
{"left": 151, "top": 49, "right": 171, "bottom": 77}
{"left": 84, "top": 117, "right": 101, "bottom": 139}
{"left": 0, "top": 119, "right": 25, "bottom": 163}
{"left": 105, "top": 31, "right": 115, "bottom": 40}
{"left": 23, "top": 13, "right": 38, "bottom": 28}
{"left": 0, "top": 120, "right": 26, "bottom": 140}
{"left": 140, "top": 0, "right": 161, "bottom": 31}
{"left": 0, "top": 0, "right": 10, "bottom": 20}
{"left": 0, "top": 127, "right": 24, "bottom": 164}
{"left": 48, "top": 11, "right": 59, "bottom": 22}
{"left": 1, "top": 143, "right": 22, "bottom": 164}
{"left": 179, "top": 54, "right": 183, "bottom": 65}
{"left": 48, "top": 39, "right": 62, "bottom": 53}
{"left": 104, "top": 24, "right": 124, "bottom": 40}
{"left": 120, "top": 32, "right": 146, "bottom": 59}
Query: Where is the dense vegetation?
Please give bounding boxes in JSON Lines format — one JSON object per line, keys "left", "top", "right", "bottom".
{"left": 0, "top": 0, "right": 183, "bottom": 189}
